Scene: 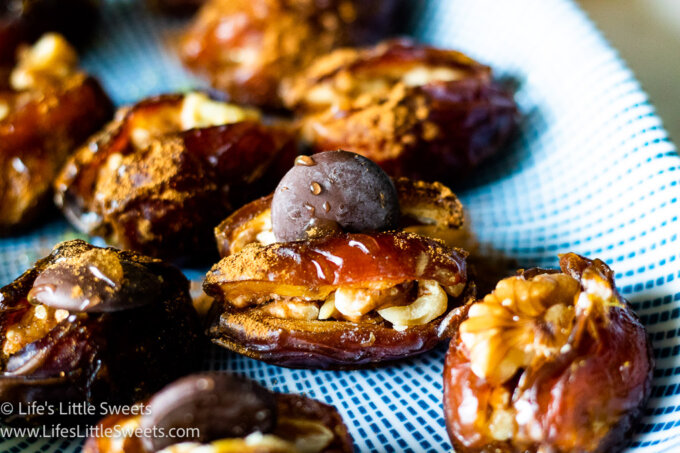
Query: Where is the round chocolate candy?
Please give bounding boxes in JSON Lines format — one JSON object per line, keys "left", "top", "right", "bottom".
{"left": 140, "top": 373, "right": 277, "bottom": 451}
{"left": 271, "top": 150, "right": 400, "bottom": 241}
{"left": 28, "top": 248, "right": 162, "bottom": 313}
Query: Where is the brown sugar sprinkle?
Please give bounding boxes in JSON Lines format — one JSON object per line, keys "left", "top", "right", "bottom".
{"left": 310, "top": 182, "right": 322, "bottom": 195}
{"left": 295, "top": 155, "right": 316, "bottom": 166}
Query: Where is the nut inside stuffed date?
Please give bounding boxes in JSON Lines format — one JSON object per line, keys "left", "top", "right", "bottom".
{"left": 0, "top": 240, "right": 201, "bottom": 424}
{"left": 53, "top": 92, "right": 298, "bottom": 261}
{"left": 204, "top": 232, "right": 471, "bottom": 368}
{"left": 443, "top": 253, "right": 653, "bottom": 453}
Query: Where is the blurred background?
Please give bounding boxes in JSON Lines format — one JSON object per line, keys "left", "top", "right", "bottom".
{"left": 579, "top": 0, "right": 680, "bottom": 143}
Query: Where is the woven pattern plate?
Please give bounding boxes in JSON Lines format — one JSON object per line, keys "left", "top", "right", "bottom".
{"left": 1, "top": 0, "right": 680, "bottom": 451}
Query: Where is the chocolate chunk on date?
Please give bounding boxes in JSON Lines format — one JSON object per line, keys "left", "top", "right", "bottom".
{"left": 84, "top": 372, "right": 354, "bottom": 453}
{"left": 271, "top": 150, "right": 400, "bottom": 241}
{"left": 29, "top": 248, "right": 164, "bottom": 312}
{"left": 0, "top": 240, "right": 201, "bottom": 424}
{"left": 0, "top": 0, "right": 98, "bottom": 64}
{"left": 215, "top": 176, "right": 464, "bottom": 257}
{"left": 53, "top": 92, "right": 297, "bottom": 261}
{"left": 141, "top": 373, "right": 277, "bottom": 450}
{"left": 443, "top": 253, "right": 653, "bottom": 452}
{"left": 204, "top": 231, "right": 472, "bottom": 368}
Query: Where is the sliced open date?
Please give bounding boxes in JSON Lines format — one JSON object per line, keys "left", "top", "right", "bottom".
{"left": 180, "top": 0, "right": 399, "bottom": 108}
{"left": 53, "top": 92, "right": 298, "bottom": 261}
{"left": 0, "top": 33, "right": 112, "bottom": 233}
{"left": 282, "top": 38, "right": 517, "bottom": 183}
{"left": 443, "top": 253, "right": 653, "bottom": 452}
{"left": 204, "top": 231, "right": 471, "bottom": 368}
{"left": 0, "top": 240, "right": 201, "bottom": 424}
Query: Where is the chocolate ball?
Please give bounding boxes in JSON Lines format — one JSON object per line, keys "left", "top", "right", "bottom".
{"left": 141, "top": 373, "right": 277, "bottom": 451}
{"left": 271, "top": 150, "right": 400, "bottom": 241}
{"left": 28, "top": 248, "right": 162, "bottom": 313}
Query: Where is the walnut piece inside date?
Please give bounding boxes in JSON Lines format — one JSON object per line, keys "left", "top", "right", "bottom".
{"left": 53, "top": 92, "right": 298, "bottom": 261}
{"left": 443, "top": 253, "right": 653, "bottom": 452}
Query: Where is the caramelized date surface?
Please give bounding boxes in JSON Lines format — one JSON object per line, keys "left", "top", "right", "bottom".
{"left": 180, "top": 0, "right": 398, "bottom": 108}
{"left": 54, "top": 93, "right": 298, "bottom": 261}
{"left": 215, "top": 177, "right": 464, "bottom": 257}
{"left": 443, "top": 254, "right": 653, "bottom": 453}
{"left": 283, "top": 39, "right": 517, "bottom": 183}
{"left": 204, "top": 232, "right": 471, "bottom": 368}
{"left": 0, "top": 240, "right": 201, "bottom": 424}
{"left": 0, "top": 34, "right": 113, "bottom": 233}
{"left": 83, "top": 373, "right": 353, "bottom": 453}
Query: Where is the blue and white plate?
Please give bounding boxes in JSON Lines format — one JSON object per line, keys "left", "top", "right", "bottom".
{"left": 1, "top": 0, "right": 679, "bottom": 451}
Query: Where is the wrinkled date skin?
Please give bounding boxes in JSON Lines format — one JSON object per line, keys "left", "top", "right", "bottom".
{"left": 443, "top": 253, "right": 653, "bottom": 453}
{"left": 54, "top": 94, "right": 298, "bottom": 262}
{"left": 282, "top": 39, "right": 518, "bottom": 183}
{"left": 0, "top": 240, "right": 202, "bottom": 425}
{"left": 204, "top": 232, "right": 470, "bottom": 368}
{"left": 215, "top": 177, "right": 465, "bottom": 257}
{"left": 84, "top": 389, "right": 353, "bottom": 453}
{"left": 0, "top": 72, "right": 113, "bottom": 234}
{"left": 0, "top": 0, "right": 98, "bottom": 64}
{"left": 180, "top": 0, "right": 399, "bottom": 108}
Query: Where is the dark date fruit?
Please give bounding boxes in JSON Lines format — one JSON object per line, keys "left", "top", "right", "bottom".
{"left": 0, "top": 34, "right": 113, "bottom": 234}
{"left": 271, "top": 150, "right": 400, "bottom": 242}
{"left": 84, "top": 372, "right": 354, "bottom": 453}
{"left": 53, "top": 92, "right": 298, "bottom": 261}
{"left": 443, "top": 253, "right": 653, "bottom": 453}
{"left": 204, "top": 231, "right": 471, "bottom": 368}
{"left": 140, "top": 373, "right": 277, "bottom": 450}
{"left": 282, "top": 38, "right": 518, "bottom": 183}
{"left": 180, "top": 0, "right": 399, "bottom": 108}
{"left": 0, "top": 240, "right": 201, "bottom": 424}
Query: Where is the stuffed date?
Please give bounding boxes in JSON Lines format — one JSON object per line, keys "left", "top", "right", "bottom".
{"left": 282, "top": 39, "right": 517, "bottom": 183}
{"left": 84, "top": 372, "right": 354, "bottom": 453}
{"left": 0, "top": 240, "right": 201, "bottom": 424}
{"left": 0, "top": 33, "right": 113, "bottom": 233}
{"left": 204, "top": 231, "right": 471, "bottom": 368}
{"left": 443, "top": 253, "right": 653, "bottom": 452}
{"left": 53, "top": 92, "right": 298, "bottom": 261}
{"left": 215, "top": 175, "right": 465, "bottom": 257}
{"left": 179, "top": 0, "right": 399, "bottom": 108}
